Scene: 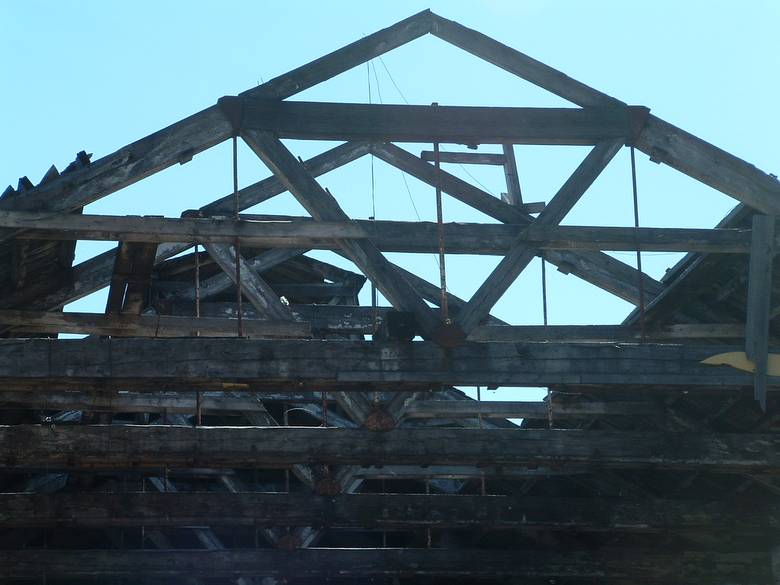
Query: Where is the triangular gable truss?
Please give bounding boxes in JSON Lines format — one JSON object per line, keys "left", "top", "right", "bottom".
{"left": 1, "top": 13, "right": 780, "bottom": 581}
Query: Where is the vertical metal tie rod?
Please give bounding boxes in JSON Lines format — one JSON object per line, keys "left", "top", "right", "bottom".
{"left": 432, "top": 132, "right": 449, "bottom": 323}
{"left": 630, "top": 146, "right": 646, "bottom": 338}
{"left": 233, "top": 136, "right": 244, "bottom": 338}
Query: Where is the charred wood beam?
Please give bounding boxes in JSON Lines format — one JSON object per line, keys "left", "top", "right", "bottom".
{"left": 3, "top": 211, "right": 759, "bottom": 254}
{"left": 0, "top": 492, "right": 774, "bottom": 532}
{"left": 0, "top": 547, "right": 766, "bottom": 581}
{"left": 746, "top": 215, "right": 776, "bottom": 410}
{"left": 1, "top": 425, "right": 779, "bottom": 472}
{"left": 0, "top": 389, "right": 319, "bottom": 414}
{"left": 0, "top": 310, "right": 311, "bottom": 338}
{"left": 402, "top": 400, "right": 664, "bottom": 420}
{"left": 0, "top": 338, "right": 768, "bottom": 390}
{"left": 241, "top": 129, "right": 441, "bottom": 339}
{"left": 205, "top": 243, "right": 294, "bottom": 321}
{"left": 0, "top": 139, "right": 368, "bottom": 314}
{"left": 233, "top": 99, "right": 636, "bottom": 145}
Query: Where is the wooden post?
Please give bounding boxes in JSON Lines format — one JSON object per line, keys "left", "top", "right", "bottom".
{"left": 745, "top": 214, "right": 775, "bottom": 410}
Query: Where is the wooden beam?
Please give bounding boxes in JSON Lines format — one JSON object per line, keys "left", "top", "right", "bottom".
{"left": 205, "top": 243, "right": 294, "bottom": 321}
{"left": 1, "top": 425, "right": 779, "bottom": 471}
{"left": 429, "top": 13, "right": 625, "bottom": 108}
{"left": 501, "top": 143, "right": 523, "bottom": 205}
{"left": 746, "top": 214, "right": 776, "bottom": 410}
{"left": 469, "top": 323, "right": 747, "bottom": 342}
{"left": 236, "top": 100, "right": 633, "bottom": 145}
{"left": 0, "top": 338, "right": 768, "bottom": 390}
{"left": 0, "top": 141, "right": 365, "bottom": 316}
{"left": 0, "top": 105, "right": 233, "bottom": 244}
{"left": 4, "top": 211, "right": 758, "bottom": 253}
{"left": 370, "top": 142, "right": 661, "bottom": 305}
{"left": 199, "top": 141, "right": 370, "bottom": 216}
{"left": 122, "top": 242, "right": 158, "bottom": 314}
{"left": 635, "top": 114, "right": 780, "bottom": 215}
{"left": 0, "top": 6, "right": 428, "bottom": 243}
{"left": 0, "top": 389, "right": 320, "bottom": 414}
{"left": 0, "top": 547, "right": 765, "bottom": 581}
{"left": 420, "top": 150, "right": 505, "bottom": 165}
{"left": 0, "top": 492, "right": 772, "bottom": 532}
{"left": 241, "top": 129, "right": 441, "bottom": 338}
{"left": 457, "top": 139, "right": 623, "bottom": 333}
{"left": 0, "top": 310, "right": 310, "bottom": 338}
{"left": 402, "top": 400, "right": 663, "bottom": 420}
{"left": 245, "top": 10, "right": 432, "bottom": 101}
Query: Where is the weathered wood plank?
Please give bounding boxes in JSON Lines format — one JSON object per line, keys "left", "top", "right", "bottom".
{"left": 0, "top": 389, "right": 316, "bottom": 414}
{"left": 0, "top": 492, "right": 773, "bottom": 531}
{"left": 403, "top": 400, "right": 663, "bottom": 419}
{"left": 429, "top": 13, "right": 625, "bottom": 108}
{"left": 0, "top": 5, "right": 425, "bottom": 241}
{"left": 0, "top": 106, "right": 233, "bottom": 244}
{"left": 0, "top": 310, "right": 310, "bottom": 338}
{"left": 1, "top": 425, "right": 779, "bottom": 471}
{"left": 237, "top": 100, "right": 632, "bottom": 145}
{"left": 205, "top": 243, "right": 294, "bottom": 321}
{"left": 370, "top": 142, "right": 661, "bottom": 305}
{"left": 243, "top": 10, "right": 433, "bottom": 101}
{"left": 0, "top": 338, "right": 768, "bottom": 389}
{"left": 241, "top": 129, "right": 440, "bottom": 338}
{"left": 5, "top": 212, "right": 755, "bottom": 254}
{"left": 746, "top": 214, "right": 776, "bottom": 410}
{"left": 0, "top": 547, "right": 765, "bottom": 581}
{"left": 635, "top": 114, "right": 780, "bottom": 215}
{"left": 470, "top": 323, "right": 747, "bottom": 342}
{"left": 501, "top": 143, "right": 523, "bottom": 205}
{"left": 420, "top": 150, "right": 506, "bottom": 165}
{"left": 457, "top": 139, "right": 623, "bottom": 333}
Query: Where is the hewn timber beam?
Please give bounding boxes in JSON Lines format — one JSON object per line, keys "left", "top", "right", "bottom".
{"left": 0, "top": 142, "right": 368, "bottom": 314}
{"left": 370, "top": 142, "right": 661, "bottom": 305}
{"left": 241, "top": 129, "right": 441, "bottom": 339}
{"left": 746, "top": 214, "right": 776, "bottom": 410}
{"left": 3, "top": 211, "right": 757, "bottom": 254}
{"left": 402, "top": 400, "right": 664, "bottom": 419}
{"left": 0, "top": 492, "right": 773, "bottom": 532}
{"left": 0, "top": 309, "right": 747, "bottom": 344}
{"left": 457, "top": 139, "right": 623, "bottom": 334}
{"left": 0, "top": 390, "right": 321, "bottom": 414}
{"left": 429, "top": 13, "right": 625, "bottom": 108}
{"left": 0, "top": 310, "right": 310, "bottom": 338}
{"left": 0, "top": 547, "right": 767, "bottom": 581}
{"left": 470, "top": 323, "right": 747, "bottom": 342}
{"left": 0, "top": 338, "right": 769, "bottom": 390}
{"left": 420, "top": 150, "right": 506, "bottom": 165}
{"left": 205, "top": 243, "right": 294, "bottom": 321}
{"left": 635, "top": 115, "right": 780, "bottom": 215}
{"left": 0, "top": 6, "right": 429, "bottom": 243}
{"left": 1, "top": 425, "right": 779, "bottom": 472}
{"left": 232, "top": 99, "right": 635, "bottom": 145}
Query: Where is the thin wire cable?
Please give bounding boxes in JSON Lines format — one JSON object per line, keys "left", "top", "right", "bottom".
{"left": 459, "top": 163, "right": 496, "bottom": 195}
{"left": 378, "top": 56, "right": 410, "bottom": 104}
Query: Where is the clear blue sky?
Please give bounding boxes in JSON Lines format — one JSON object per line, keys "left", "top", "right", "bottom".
{"left": 2, "top": 0, "right": 779, "bottom": 333}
